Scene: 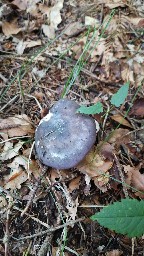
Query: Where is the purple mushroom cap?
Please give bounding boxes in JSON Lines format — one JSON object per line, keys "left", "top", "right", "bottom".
{"left": 35, "top": 99, "right": 96, "bottom": 169}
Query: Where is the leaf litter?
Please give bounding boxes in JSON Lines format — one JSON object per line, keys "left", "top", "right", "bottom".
{"left": 0, "top": 0, "right": 144, "bottom": 255}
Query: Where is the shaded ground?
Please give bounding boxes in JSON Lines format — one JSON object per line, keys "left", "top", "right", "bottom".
{"left": 0, "top": 0, "right": 144, "bottom": 255}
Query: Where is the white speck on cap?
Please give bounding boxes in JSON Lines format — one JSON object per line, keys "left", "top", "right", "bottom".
{"left": 39, "top": 111, "right": 53, "bottom": 125}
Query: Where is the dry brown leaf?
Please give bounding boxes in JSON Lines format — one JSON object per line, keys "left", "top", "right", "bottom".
{"left": 0, "top": 141, "right": 24, "bottom": 161}
{"left": 12, "top": 0, "right": 29, "bottom": 10}
{"left": 2, "top": 20, "right": 22, "bottom": 37}
{"left": 0, "top": 114, "right": 34, "bottom": 138}
{"left": 121, "top": 64, "right": 135, "bottom": 84}
{"left": 64, "top": 22, "right": 83, "bottom": 36}
{"left": 68, "top": 176, "right": 81, "bottom": 193}
{"left": 130, "top": 98, "right": 144, "bottom": 117}
{"left": 4, "top": 155, "right": 28, "bottom": 190}
{"left": 108, "top": 128, "right": 130, "bottom": 145}
{"left": 16, "top": 39, "right": 42, "bottom": 55}
{"left": 111, "top": 114, "right": 132, "bottom": 128}
{"left": 78, "top": 148, "right": 113, "bottom": 191}
{"left": 106, "top": 249, "right": 123, "bottom": 256}
{"left": 29, "top": 160, "right": 41, "bottom": 179}
{"left": 66, "top": 197, "right": 79, "bottom": 220}
{"left": 41, "top": 0, "right": 64, "bottom": 38}
{"left": 100, "top": 142, "right": 115, "bottom": 160}
{"left": 0, "top": 196, "right": 7, "bottom": 209}
{"left": 124, "top": 165, "right": 144, "bottom": 198}
{"left": 7, "top": 155, "right": 28, "bottom": 171}
{"left": 85, "top": 16, "right": 100, "bottom": 27}
{"left": 4, "top": 167, "right": 27, "bottom": 190}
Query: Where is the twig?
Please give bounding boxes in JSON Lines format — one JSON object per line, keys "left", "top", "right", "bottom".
{"left": 37, "top": 234, "right": 53, "bottom": 256}
{"left": 0, "top": 95, "right": 19, "bottom": 112}
{"left": 3, "top": 196, "right": 13, "bottom": 256}
{"left": 12, "top": 217, "right": 85, "bottom": 241}
{"left": 0, "top": 136, "right": 31, "bottom": 144}
{"left": 114, "top": 154, "right": 128, "bottom": 197}
{"left": 25, "top": 93, "right": 42, "bottom": 111}
{"left": 13, "top": 206, "right": 51, "bottom": 228}
{"left": 21, "top": 165, "right": 48, "bottom": 216}
{"left": 27, "top": 141, "right": 35, "bottom": 178}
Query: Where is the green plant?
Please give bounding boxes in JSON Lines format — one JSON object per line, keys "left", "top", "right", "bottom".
{"left": 76, "top": 81, "right": 130, "bottom": 115}
{"left": 90, "top": 198, "right": 144, "bottom": 238}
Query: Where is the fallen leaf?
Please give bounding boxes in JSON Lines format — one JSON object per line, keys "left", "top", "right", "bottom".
{"left": 0, "top": 114, "right": 34, "bottom": 138}
{"left": 68, "top": 176, "right": 81, "bottom": 193}
{"left": 12, "top": 0, "right": 29, "bottom": 10}
{"left": 2, "top": 20, "right": 22, "bottom": 37}
{"left": 106, "top": 249, "right": 123, "bottom": 256}
{"left": 3, "top": 155, "right": 28, "bottom": 190}
{"left": 41, "top": 0, "right": 64, "bottom": 38}
{"left": 111, "top": 114, "right": 132, "bottom": 128}
{"left": 0, "top": 196, "right": 7, "bottom": 209}
{"left": 0, "top": 141, "right": 24, "bottom": 161}
{"left": 85, "top": 16, "right": 100, "bottom": 27}
{"left": 7, "top": 155, "right": 28, "bottom": 171}
{"left": 16, "top": 40, "right": 41, "bottom": 55}
{"left": 78, "top": 148, "right": 113, "bottom": 191}
{"left": 124, "top": 165, "right": 144, "bottom": 198}
{"left": 66, "top": 197, "right": 79, "bottom": 220}
{"left": 64, "top": 22, "right": 83, "bottom": 36}
{"left": 108, "top": 128, "right": 130, "bottom": 145}
{"left": 42, "top": 24, "right": 55, "bottom": 39}
{"left": 130, "top": 98, "right": 144, "bottom": 117}
{"left": 4, "top": 167, "right": 27, "bottom": 190}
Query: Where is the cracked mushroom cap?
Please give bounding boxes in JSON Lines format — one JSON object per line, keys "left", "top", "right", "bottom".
{"left": 35, "top": 99, "right": 96, "bottom": 169}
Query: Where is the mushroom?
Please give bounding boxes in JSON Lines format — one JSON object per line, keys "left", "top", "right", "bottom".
{"left": 35, "top": 98, "right": 97, "bottom": 169}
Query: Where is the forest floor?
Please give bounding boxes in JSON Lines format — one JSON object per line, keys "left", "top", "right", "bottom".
{"left": 0, "top": 0, "right": 144, "bottom": 255}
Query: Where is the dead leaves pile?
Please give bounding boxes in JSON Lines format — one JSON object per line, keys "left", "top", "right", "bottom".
{"left": 0, "top": 114, "right": 34, "bottom": 190}
{"left": 1, "top": 0, "right": 64, "bottom": 54}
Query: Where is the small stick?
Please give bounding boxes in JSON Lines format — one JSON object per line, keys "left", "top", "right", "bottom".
{"left": 0, "top": 95, "right": 18, "bottom": 112}
{"left": 37, "top": 234, "right": 53, "bottom": 256}
{"left": 21, "top": 165, "right": 48, "bottom": 216}
{"left": 3, "top": 196, "right": 13, "bottom": 256}
{"left": 12, "top": 217, "right": 85, "bottom": 241}
{"left": 25, "top": 93, "right": 42, "bottom": 111}
{"left": 27, "top": 141, "right": 35, "bottom": 178}
{"left": 114, "top": 154, "right": 128, "bottom": 197}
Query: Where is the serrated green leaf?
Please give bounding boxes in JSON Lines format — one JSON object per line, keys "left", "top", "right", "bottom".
{"left": 90, "top": 199, "right": 144, "bottom": 238}
{"left": 110, "top": 82, "right": 130, "bottom": 107}
{"left": 76, "top": 102, "right": 103, "bottom": 115}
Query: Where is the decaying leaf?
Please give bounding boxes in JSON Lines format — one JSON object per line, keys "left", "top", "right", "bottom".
{"left": 2, "top": 20, "right": 22, "bottom": 37}
{"left": 4, "top": 155, "right": 28, "bottom": 190}
{"left": 12, "top": 0, "right": 29, "bottom": 10}
{"left": 124, "top": 165, "right": 144, "bottom": 198}
{"left": 66, "top": 197, "right": 79, "bottom": 220}
{"left": 0, "top": 196, "right": 7, "bottom": 209}
{"left": 85, "top": 16, "right": 100, "bottom": 27}
{"left": 16, "top": 39, "right": 41, "bottom": 55}
{"left": 41, "top": 0, "right": 64, "bottom": 38}
{"left": 68, "top": 176, "right": 81, "bottom": 193}
{"left": 7, "top": 155, "right": 28, "bottom": 171}
{"left": 130, "top": 98, "right": 144, "bottom": 117}
{"left": 64, "top": 22, "right": 83, "bottom": 36}
{"left": 0, "top": 141, "right": 24, "bottom": 161}
{"left": 111, "top": 114, "right": 132, "bottom": 128}
{"left": 78, "top": 147, "right": 113, "bottom": 192}
{"left": 108, "top": 128, "right": 130, "bottom": 146}
{"left": 0, "top": 114, "right": 34, "bottom": 137}
{"left": 106, "top": 249, "right": 123, "bottom": 256}
{"left": 4, "top": 167, "right": 28, "bottom": 190}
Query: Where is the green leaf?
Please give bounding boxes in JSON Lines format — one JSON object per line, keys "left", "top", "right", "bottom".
{"left": 110, "top": 82, "right": 130, "bottom": 107}
{"left": 90, "top": 199, "right": 144, "bottom": 238}
{"left": 76, "top": 102, "right": 103, "bottom": 115}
